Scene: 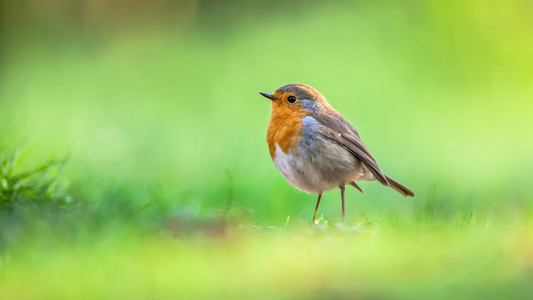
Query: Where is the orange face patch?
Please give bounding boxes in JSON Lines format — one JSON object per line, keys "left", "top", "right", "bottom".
{"left": 266, "top": 92, "right": 312, "bottom": 158}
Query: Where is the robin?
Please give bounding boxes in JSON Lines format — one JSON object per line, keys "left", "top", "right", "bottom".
{"left": 260, "top": 83, "right": 414, "bottom": 224}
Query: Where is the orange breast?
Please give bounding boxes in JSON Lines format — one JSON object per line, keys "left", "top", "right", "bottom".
{"left": 266, "top": 103, "right": 311, "bottom": 158}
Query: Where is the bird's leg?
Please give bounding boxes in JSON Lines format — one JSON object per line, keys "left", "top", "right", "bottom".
{"left": 313, "top": 193, "right": 323, "bottom": 224}
{"left": 339, "top": 184, "right": 346, "bottom": 224}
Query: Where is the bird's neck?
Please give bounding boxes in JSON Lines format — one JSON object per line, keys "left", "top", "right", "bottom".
{"left": 267, "top": 104, "right": 311, "bottom": 158}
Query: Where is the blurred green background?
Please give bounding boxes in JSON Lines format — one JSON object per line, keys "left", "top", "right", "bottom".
{"left": 1, "top": 0, "right": 533, "bottom": 299}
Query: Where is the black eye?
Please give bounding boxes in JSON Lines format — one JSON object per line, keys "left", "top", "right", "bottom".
{"left": 287, "top": 96, "right": 297, "bottom": 103}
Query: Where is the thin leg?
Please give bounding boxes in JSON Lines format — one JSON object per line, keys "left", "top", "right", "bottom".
{"left": 312, "top": 193, "right": 323, "bottom": 224}
{"left": 340, "top": 184, "right": 346, "bottom": 223}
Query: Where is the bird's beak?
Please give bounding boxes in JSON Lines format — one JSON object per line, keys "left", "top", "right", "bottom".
{"left": 259, "top": 92, "right": 278, "bottom": 101}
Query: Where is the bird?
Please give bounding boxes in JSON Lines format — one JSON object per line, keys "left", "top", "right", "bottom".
{"left": 260, "top": 83, "right": 414, "bottom": 224}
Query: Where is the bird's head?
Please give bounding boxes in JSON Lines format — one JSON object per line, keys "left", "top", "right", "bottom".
{"left": 260, "top": 83, "right": 330, "bottom": 116}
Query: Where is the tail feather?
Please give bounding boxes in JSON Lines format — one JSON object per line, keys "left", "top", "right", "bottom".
{"left": 384, "top": 175, "right": 415, "bottom": 197}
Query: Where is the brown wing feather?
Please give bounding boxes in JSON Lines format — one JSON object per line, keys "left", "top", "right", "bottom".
{"left": 350, "top": 181, "right": 364, "bottom": 194}
{"left": 314, "top": 111, "right": 389, "bottom": 186}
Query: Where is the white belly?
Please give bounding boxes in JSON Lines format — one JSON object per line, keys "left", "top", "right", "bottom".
{"left": 272, "top": 143, "right": 374, "bottom": 194}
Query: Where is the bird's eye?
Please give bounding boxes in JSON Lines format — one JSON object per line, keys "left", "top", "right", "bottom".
{"left": 287, "top": 96, "right": 297, "bottom": 103}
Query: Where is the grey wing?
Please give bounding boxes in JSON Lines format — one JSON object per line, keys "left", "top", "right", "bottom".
{"left": 314, "top": 111, "right": 389, "bottom": 186}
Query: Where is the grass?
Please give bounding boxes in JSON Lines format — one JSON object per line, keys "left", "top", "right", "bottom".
{"left": 0, "top": 147, "right": 70, "bottom": 209}
{"left": 1, "top": 0, "right": 533, "bottom": 298}
{"left": 1, "top": 218, "right": 532, "bottom": 299}
{"left": 0, "top": 147, "right": 531, "bottom": 299}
